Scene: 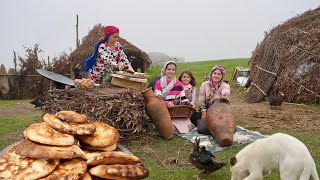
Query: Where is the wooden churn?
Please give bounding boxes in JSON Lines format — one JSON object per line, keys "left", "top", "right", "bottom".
{"left": 141, "top": 87, "right": 173, "bottom": 139}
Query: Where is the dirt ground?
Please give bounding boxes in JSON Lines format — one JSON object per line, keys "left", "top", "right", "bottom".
{"left": 230, "top": 87, "right": 320, "bottom": 134}
{"left": 1, "top": 87, "right": 319, "bottom": 134}
{"left": 0, "top": 102, "right": 44, "bottom": 118}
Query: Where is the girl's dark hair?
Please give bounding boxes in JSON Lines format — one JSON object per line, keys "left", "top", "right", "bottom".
{"left": 178, "top": 70, "right": 196, "bottom": 87}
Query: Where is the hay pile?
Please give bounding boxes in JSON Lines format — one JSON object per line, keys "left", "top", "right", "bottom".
{"left": 45, "top": 83, "right": 151, "bottom": 137}
{"left": 246, "top": 8, "right": 320, "bottom": 104}
{"left": 69, "top": 24, "right": 151, "bottom": 73}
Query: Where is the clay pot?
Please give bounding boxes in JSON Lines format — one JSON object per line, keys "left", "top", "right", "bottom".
{"left": 142, "top": 87, "right": 173, "bottom": 139}
{"left": 206, "top": 98, "right": 237, "bottom": 146}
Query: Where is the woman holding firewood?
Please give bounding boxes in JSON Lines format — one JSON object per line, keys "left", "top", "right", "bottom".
{"left": 82, "top": 25, "right": 134, "bottom": 83}
{"left": 154, "top": 61, "right": 195, "bottom": 134}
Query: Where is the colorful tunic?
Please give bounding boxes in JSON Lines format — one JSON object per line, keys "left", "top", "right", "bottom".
{"left": 183, "top": 84, "right": 196, "bottom": 105}
{"left": 154, "top": 80, "right": 189, "bottom": 105}
{"left": 198, "top": 81, "right": 230, "bottom": 111}
{"left": 89, "top": 41, "right": 129, "bottom": 82}
{"left": 154, "top": 80, "right": 194, "bottom": 133}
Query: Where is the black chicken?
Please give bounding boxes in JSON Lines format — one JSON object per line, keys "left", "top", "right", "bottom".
{"left": 189, "top": 137, "right": 226, "bottom": 179}
{"left": 269, "top": 91, "right": 285, "bottom": 110}
{"left": 29, "top": 96, "right": 45, "bottom": 109}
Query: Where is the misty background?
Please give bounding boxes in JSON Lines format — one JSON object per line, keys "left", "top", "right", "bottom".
{"left": 0, "top": 0, "right": 319, "bottom": 69}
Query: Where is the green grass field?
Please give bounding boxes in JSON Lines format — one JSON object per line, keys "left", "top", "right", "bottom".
{"left": 0, "top": 58, "right": 319, "bottom": 179}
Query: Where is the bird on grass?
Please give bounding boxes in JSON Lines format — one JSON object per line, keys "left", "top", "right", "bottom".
{"left": 269, "top": 91, "right": 285, "bottom": 110}
{"left": 29, "top": 96, "right": 45, "bottom": 109}
{"left": 189, "top": 137, "right": 226, "bottom": 179}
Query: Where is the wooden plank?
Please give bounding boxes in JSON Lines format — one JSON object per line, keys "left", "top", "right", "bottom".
{"left": 115, "top": 71, "right": 147, "bottom": 79}
{"left": 110, "top": 74, "right": 147, "bottom": 83}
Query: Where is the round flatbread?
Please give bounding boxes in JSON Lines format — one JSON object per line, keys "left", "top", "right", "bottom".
{"left": 0, "top": 143, "right": 59, "bottom": 179}
{"left": 80, "top": 142, "right": 117, "bottom": 152}
{"left": 55, "top": 111, "right": 88, "bottom": 123}
{"left": 78, "top": 121, "right": 120, "bottom": 148}
{"left": 15, "top": 140, "right": 85, "bottom": 159}
{"left": 39, "top": 158, "right": 87, "bottom": 180}
{"left": 23, "top": 122, "right": 76, "bottom": 146}
{"left": 43, "top": 113, "right": 96, "bottom": 135}
{"left": 89, "top": 164, "right": 149, "bottom": 180}
{"left": 84, "top": 151, "right": 141, "bottom": 166}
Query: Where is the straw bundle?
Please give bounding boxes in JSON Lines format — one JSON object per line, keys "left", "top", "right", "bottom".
{"left": 246, "top": 8, "right": 320, "bottom": 104}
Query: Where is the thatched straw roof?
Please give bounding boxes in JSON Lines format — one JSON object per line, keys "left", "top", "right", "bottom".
{"left": 245, "top": 8, "right": 320, "bottom": 104}
{"left": 69, "top": 24, "right": 151, "bottom": 73}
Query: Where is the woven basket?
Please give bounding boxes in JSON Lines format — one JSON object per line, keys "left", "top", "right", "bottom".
{"left": 168, "top": 105, "right": 193, "bottom": 118}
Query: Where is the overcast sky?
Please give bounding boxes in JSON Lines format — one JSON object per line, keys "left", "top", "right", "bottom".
{"left": 0, "top": 0, "right": 319, "bottom": 69}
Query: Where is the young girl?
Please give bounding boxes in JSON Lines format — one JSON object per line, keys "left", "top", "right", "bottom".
{"left": 178, "top": 70, "right": 196, "bottom": 109}
{"left": 154, "top": 61, "right": 194, "bottom": 133}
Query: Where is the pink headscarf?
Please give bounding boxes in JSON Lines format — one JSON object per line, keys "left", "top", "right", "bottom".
{"left": 103, "top": 26, "right": 119, "bottom": 36}
{"left": 207, "top": 65, "right": 226, "bottom": 93}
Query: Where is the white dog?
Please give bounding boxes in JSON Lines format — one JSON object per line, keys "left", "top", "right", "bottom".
{"left": 230, "top": 133, "right": 319, "bottom": 180}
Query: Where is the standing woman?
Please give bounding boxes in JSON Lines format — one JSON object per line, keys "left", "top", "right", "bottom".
{"left": 191, "top": 65, "right": 230, "bottom": 128}
{"left": 154, "top": 61, "right": 195, "bottom": 133}
{"left": 82, "top": 25, "right": 134, "bottom": 83}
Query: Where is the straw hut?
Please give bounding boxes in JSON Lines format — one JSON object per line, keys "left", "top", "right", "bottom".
{"left": 69, "top": 24, "right": 151, "bottom": 73}
{"left": 245, "top": 8, "right": 320, "bottom": 104}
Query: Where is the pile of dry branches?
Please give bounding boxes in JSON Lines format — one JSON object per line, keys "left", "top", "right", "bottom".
{"left": 246, "top": 8, "right": 320, "bottom": 104}
{"left": 45, "top": 83, "right": 152, "bottom": 137}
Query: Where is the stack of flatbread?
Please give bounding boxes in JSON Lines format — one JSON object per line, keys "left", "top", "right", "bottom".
{"left": 0, "top": 110, "right": 149, "bottom": 180}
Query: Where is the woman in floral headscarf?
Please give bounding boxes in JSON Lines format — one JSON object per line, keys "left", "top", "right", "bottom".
{"left": 82, "top": 25, "right": 134, "bottom": 83}
{"left": 190, "top": 65, "right": 230, "bottom": 130}
{"left": 154, "top": 61, "right": 195, "bottom": 134}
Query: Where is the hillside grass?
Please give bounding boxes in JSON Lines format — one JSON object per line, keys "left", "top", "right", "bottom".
{"left": 0, "top": 58, "right": 319, "bottom": 179}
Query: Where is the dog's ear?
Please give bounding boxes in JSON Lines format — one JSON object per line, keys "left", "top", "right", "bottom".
{"left": 230, "top": 156, "right": 237, "bottom": 166}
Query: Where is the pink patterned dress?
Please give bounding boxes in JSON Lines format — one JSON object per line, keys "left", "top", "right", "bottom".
{"left": 89, "top": 42, "right": 129, "bottom": 82}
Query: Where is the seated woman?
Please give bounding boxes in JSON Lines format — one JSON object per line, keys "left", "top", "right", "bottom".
{"left": 82, "top": 25, "right": 134, "bottom": 83}
{"left": 190, "top": 65, "right": 231, "bottom": 133}
{"left": 154, "top": 61, "right": 195, "bottom": 134}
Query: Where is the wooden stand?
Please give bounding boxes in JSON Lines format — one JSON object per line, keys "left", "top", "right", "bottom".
{"left": 110, "top": 74, "right": 147, "bottom": 92}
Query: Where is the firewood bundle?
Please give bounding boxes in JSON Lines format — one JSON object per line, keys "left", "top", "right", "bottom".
{"left": 45, "top": 83, "right": 152, "bottom": 137}
{"left": 0, "top": 111, "right": 149, "bottom": 179}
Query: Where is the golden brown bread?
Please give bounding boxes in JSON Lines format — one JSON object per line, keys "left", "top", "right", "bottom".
{"left": 84, "top": 151, "right": 141, "bottom": 166}
{"left": 80, "top": 172, "right": 92, "bottom": 180}
{"left": 55, "top": 111, "right": 88, "bottom": 123}
{"left": 15, "top": 140, "right": 85, "bottom": 159}
{"left": 88, "top": 164, "right": 149, "bottom": 180}
{"left": 23, "top": 122, "right": 76, "bottom": 146}
{"left": 80, "top": 142, "right": 117, "bottom": 151}
{"left": 43, "top": 113, "right": 96, "bottom": 135}
{"left": 39, "top": 158, "right": 87, "bottom": 180}
{"left": 0, "top": 144, "right": 59, "bottom": 179}
{"left": 78, "top": 121, "right": 120, "bottom": 148}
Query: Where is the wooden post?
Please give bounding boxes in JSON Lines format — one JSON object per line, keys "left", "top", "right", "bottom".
{"left": 47, "top": 56, "right": 50, "bottom": 70}
{"left": 76, "top": 14, "right": 79, "bottom": 48}
{"left": 13, "top": 50, "right": 17, "bottom": 75}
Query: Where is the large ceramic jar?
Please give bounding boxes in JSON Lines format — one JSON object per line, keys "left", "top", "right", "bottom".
{"left": 142, "top": 87, "right": 173, "bottom": 139}
{"left": 206, "top": 98, "right": 237, "bottom": 146}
